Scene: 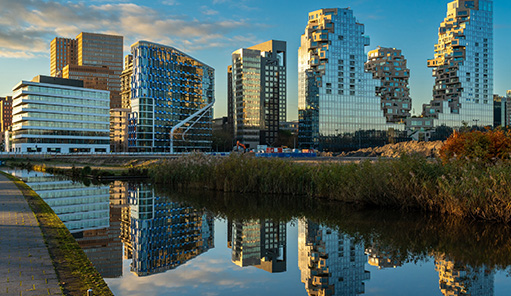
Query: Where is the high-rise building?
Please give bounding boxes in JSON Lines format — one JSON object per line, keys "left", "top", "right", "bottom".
{"left": 0, "top": 96, "right": 12, "bottom": 149}
{"left": 50, "top": 37, "right": 77, "bottom": 77}
{"left": 128, "top": 41, "right": 214, "bottom": 152}
{"left": 121, "top": 55, "right": 134, "bottom": 110}
{"left": 231, "top": 40, "right": 286, "bottom": 148}
{"left": 110, "top": 55, "right": 134, "bottom": 152}
{"left": 227, "top": 219, "right": 286, "bottom": 273}
{"left": 298, "top": 8, "right": 403, "bottom": 151}
{"left": 76, "top": 33, "right": 123, "bottom": 75}
{"left": 298, "top": 220, "right": 370, "bottom": 295}
{"left": 0, "top": 96, "right": 12, "bottom": 133}
{"left": 62, "top": 64, "right": 112, "bottom": 93}
{"left": 506, "top": 90, "right": 511, "bottom": 126}
{"left": 50, "top": 32, "right": 123, "bottom": 109}
{"left": 423, "top": 0, "right": 494, "bottom": 127}
{"left": 366, "top": 47, "right": 412, "bottom": 124}
{"left": 227, "top": 65, "right": 234, "bottom": 138}
{"left": 493, "top": 94, "right": 506, "bottom": 127}
{"left": 110, "top": 108, "right": 130, "bottom": 152}
{"left": 10, "top": 76, "right": 110, "bottom": 153}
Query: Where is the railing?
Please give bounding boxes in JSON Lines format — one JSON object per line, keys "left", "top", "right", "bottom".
{"left": 0, "top": 151, "right": 231, "bottom": 157}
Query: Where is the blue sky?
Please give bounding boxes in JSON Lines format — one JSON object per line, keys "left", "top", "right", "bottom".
{"left": 0, "top": 0, "right": 509, "bottom": 120}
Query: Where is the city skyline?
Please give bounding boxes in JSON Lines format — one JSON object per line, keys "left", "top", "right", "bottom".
{"left": 1, "top": 0, "right": 510, "bottom": 121}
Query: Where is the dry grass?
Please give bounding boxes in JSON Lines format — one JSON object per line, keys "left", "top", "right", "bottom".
{"left": 148, "top": 153, "right": 511, "bottom": 223}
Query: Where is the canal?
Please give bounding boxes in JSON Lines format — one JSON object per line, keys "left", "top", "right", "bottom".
{"left": 4, "top": 169, "right": 511, "bottom": 295}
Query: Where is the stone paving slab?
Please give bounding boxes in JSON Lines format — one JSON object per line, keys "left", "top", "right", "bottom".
{"left": 0, "top": 173, "right": 62, "bottom": 295}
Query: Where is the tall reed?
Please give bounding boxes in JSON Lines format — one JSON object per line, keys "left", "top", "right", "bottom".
{"left": 147, "top": 153, "right": 511, "bottom": 223}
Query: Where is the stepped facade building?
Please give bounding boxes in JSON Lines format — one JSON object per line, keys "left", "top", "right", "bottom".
{"left": 423, "top": 0, "right": 494, "bottom": 127}
{"left": 298, "top": 8, "right": 405, "bottom": 152}
{"left": 366, "top": 47, "right": 412, "bottom": 124}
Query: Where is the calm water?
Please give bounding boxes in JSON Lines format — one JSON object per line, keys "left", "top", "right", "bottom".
{"left": 5, "top": 169, "right": 511, "bottom": 296}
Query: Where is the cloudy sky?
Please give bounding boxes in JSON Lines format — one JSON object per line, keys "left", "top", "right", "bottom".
{"left": 0, "top": 0, "right": 510, "bottom": 120}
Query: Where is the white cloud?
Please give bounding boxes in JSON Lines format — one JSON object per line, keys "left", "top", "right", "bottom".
{"left": 202, "top": 7, "right": 220, "bottom": 16}
{"left": 0, "top": 0, "right": 259, "bottom": 59}
{"left": 161, "top": 0, "right": 179, "bottom": 5}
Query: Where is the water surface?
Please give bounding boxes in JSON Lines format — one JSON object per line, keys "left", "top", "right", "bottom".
{"left": 5, "top": 169, "right": 511, "bottom": 295}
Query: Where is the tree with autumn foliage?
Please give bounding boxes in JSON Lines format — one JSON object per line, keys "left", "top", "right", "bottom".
{"left": 439, "top": 128, "right": 511, "bottom": 163}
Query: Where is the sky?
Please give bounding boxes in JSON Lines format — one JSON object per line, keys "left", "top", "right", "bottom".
{"left": 0, "top": 0, "right": 510, "bottom": 121}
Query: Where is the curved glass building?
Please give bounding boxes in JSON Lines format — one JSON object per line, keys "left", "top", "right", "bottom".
{"left": 128, "top": 41, "right": 214, "bottom": 152}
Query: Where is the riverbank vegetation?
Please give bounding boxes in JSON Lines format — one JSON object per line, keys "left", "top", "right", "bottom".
{"left": 0, "top": 172, "right": 114, "bottom": 296}
{"left": 4, "top": 158, "right": 149, "bottom": 180}
{"left": 150, "top": 130, "right": 511, "bottom": 223}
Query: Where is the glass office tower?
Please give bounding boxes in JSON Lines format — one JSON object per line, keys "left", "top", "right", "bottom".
{"left": 298, "top": 8, "right": 403, "bottom": 152}
{"left": 424, "top": 0, "right": 494, "bottom": 127}
{"left": 230, "top": 40, "right": 286, "bottom": 148}
{"left": 129, "top": 41, "right": 214, "bottom": 152}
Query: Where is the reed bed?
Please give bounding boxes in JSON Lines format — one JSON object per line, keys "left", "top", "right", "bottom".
{"left": 148, "top": 153, "right": 511, "bottom": 223}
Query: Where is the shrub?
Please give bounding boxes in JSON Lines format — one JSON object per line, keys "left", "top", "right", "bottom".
{"left": 439, "top": 128, "right": 511, "bottom": 163}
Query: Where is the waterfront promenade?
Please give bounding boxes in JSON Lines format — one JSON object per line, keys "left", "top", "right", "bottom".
{"left": 0, "top": 174, "right": 62, "bottom": 295}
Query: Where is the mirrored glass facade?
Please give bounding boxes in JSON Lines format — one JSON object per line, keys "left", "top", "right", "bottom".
{"left": 227, "top": 219, "right": 286, "bottom": 273}
{"left": 127, "top": 184, "right": 214, "bottom": 276}
{"left": 129, "top": 41, "right": 214, "bottom": 152}
{"left": 298, "top": 219, "right": 370, "bottom": 295}
{"left": 424, "top": 0, "right": 493, "bottom": 128}
{"left": 10, "top": 170, "right": 110, "bottom": 233}
{"left": 10, "top": 76, "right": 110, "bottom": 153}
{"left": 298, "top": 8, "right": 405, "bottom": 152}
{"left": 231, "top": 40, "right": 286, "bottom": 148}
{"left": 435, "top": 255, "right": 494, "bottom": 295}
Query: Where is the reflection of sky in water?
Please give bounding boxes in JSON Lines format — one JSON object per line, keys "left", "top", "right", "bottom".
{"left": 366, "top": 261, "right": 442, "bottom": 296}
{"left": 3, "top": 169, "right": 509, "bottom": 295}
{"left": 105, "top": 218, "right": 506, "bottom": 296}
{"left": 106, "top": 219, "right": 305, "bottom": 296}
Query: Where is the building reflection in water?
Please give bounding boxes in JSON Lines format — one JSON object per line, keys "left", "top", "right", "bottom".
{"left": 15, "top": 170, "right": 123, "bottom": 278}
{"left": 365, "top": 244, "right": 402, "bottom": 270}
{"left": 435, "top": 255, "right": 494, "bottom": 296}
{"left": 227, "top": 219, "right": 286, "bottom": 273}
{"left": 125, "top": 184, "right": 214, "bottom": 276}
{"left": 298, "top": 219, "right": 370, "bottom": 296}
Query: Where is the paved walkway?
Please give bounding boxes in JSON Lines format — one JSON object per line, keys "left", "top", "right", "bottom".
{"left": 0, "top": 173, "right": 62, "bottom": 295}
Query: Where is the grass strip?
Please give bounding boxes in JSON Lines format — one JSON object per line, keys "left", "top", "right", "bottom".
{"left": 0, "top": 171, "right": 114, "bottom": 296}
